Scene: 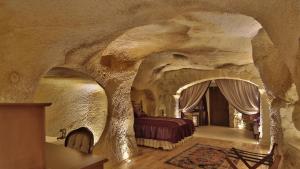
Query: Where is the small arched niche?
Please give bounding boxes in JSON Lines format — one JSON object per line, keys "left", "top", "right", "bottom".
{"left": 34, "top": 67, "right": 108, "bottom": 144}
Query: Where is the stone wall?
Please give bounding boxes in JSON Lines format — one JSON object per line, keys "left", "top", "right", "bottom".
{"left": 34, "top": 76, "right": 108, "bottom": 143}
{"left": 228, "top": 104, "right": 235, "bottom": 128}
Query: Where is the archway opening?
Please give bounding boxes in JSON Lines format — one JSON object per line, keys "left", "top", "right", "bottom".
{"left": 175, "top": 78, "right": 267, "bottom": 145}
{"left": 34, "top": 67, "right": 108, "bottom": 145}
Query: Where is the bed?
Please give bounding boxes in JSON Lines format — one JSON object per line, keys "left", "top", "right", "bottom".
{"left": 133, "top": 102, "right": 195, "bottom": 150}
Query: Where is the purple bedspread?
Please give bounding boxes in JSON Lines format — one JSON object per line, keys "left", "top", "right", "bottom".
{"left": 134, "top": 116, "right": 195, "bottom": 143}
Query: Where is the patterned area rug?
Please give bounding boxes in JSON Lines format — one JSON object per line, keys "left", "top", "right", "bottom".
{"left": 166, "top": 144, "right": 238, "bottom": 169}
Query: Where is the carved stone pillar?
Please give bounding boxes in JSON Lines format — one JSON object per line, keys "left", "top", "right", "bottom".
{"left": 90, "top": 72, "right": 138, "bottom": 163}
{"left": 173, "top": 94, "right": 181, "bottom": 118}
{"left": 270, "top": 98, "right": 284, "bottom": 146}
{"left": 228, "top": 104, "right": 235, "bottom": 128}
{"left": 83, "top": 57, "right": 140, "bottom": 163}
{"left": 259, "top": 92, "right": 271, "bottom": 146}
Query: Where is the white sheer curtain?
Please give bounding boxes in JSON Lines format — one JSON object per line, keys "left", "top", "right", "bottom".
{"left": 179, "top": 81, "right": 210, "bottom": 113}
{"left": 215, "top": 79, "right": 260, "bottom": 115}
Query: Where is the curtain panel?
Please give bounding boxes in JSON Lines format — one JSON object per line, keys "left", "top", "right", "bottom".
{"left": 215, "top": 79, "right": 260, "bottom": 115}
{"left": 179, "top": 81, "right": 211, "bottom": 113}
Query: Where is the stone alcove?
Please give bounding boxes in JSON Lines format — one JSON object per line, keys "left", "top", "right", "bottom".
{"left": 33, "top": 67, "right": 108, "bottom": 144}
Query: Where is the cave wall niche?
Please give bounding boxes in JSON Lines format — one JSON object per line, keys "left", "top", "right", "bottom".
{"left": 34, "top": 67, "right": 108, "bottom": 143}
{"left": 131, "top": 87, "right": 156, "bottom": 114}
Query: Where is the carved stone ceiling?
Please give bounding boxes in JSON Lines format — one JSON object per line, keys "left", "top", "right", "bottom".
{"left": 106, "top": 11, "right": 263, "bottom": 89}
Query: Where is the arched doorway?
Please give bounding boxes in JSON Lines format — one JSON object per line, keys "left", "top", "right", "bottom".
{"left": 175, "top": 78, "right": 269, "bottom": 145}
{"left": 33, "top": 67, "right": 108, "bottom": 144}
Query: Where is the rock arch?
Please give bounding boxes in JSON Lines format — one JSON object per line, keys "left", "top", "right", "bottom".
{"left": 33, "top": 67, "right": 108, "bottom": 143}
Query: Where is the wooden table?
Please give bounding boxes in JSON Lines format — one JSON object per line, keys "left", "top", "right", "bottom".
{"left": 46, "top": 143, "right": 108, "bottom": 169}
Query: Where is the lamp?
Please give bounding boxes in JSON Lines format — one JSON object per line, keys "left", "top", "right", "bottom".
{"left": 173, "top": 94, "right": 181, "bottom": 118}
{"left": 159, "top": 104, "right": 166, "bottom": 117}
{"left": 192, "top": 114, "right": 199, "bottom": 127}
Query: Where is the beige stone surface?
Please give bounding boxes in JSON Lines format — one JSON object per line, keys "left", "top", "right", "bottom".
{"left": 1, "top": 1, "right": 300, "bottom": 168}
{"left": 34, "top": 75, "right": 108, "bottom": 143}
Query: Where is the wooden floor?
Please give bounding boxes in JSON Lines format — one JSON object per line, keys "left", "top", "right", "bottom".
{"left": 106, "top": 134, "right": 269, "bottom": 169}
{"left": 195, "top": 126, "right": 258, "bottom": 144}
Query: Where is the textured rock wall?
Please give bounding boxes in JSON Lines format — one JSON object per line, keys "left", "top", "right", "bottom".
{"left": 34, "top": 77, "right": 108, "bottom": 143}
{"left": 252, "top": 29, "right": 300, "bottom": 168}
{"left": 131, "top": 88, "right": 156, "bottom": 114}
{"left": 79, "top": 54, "right": 140, "bottom": 163}
{"left": 280, "top": 85, "right": 300, "bottom": 168}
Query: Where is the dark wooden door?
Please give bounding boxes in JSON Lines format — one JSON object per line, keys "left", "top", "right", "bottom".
{"left": 209, "top": 87, "right": 229, "bottom": 127}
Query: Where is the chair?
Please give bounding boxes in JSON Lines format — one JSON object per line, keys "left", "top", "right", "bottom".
{"left": 64, "top": 127, "right": 94, "bottom": 154}
{"left": 225, "top": 143, "right": 281, "bottom": 169}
